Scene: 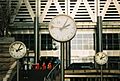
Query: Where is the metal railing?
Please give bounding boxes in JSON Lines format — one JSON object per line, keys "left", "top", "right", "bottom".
{"left": 44, "top": 60, "right": 61, "bottom": 81}
{"left": 3, "top": 61, "right": 17, "bottom": 81}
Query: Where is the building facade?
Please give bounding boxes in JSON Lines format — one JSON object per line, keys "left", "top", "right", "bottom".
{"left": 1, "top": 0, "right": 120, "bottom": 81}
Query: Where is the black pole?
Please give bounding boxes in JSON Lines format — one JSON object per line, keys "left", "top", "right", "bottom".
{"left": 17, "top": 60, "right": 19, "bottom": 81}
{"left": 34, "top": 0, "right": 39, "bottom": 64}
{"left": 34, "top": 17, "right": 39, "bottom": 64}
{"left": 60, "top": 43, "right": 65, "bottom": 81}
{"left": 95, "top": 16, "right": 103, "bottom": 81}
{"left": 95, "top": 16, "right": 103, "bottom": 53}
{"left": 66, "top": 41, "right": 71, "bottom": 68}
{"left": 95, "top": 1, "right": 103, "bottom": 81}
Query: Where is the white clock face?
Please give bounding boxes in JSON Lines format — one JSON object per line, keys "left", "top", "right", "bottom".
{"left": 95, "top": 52, "right": 108, "bottom": 65}
{"left": 49, "top": 15, "right": 77, "bottom": 42}
{"left": 9, "top": 41, "right": 26, "bottom": 59}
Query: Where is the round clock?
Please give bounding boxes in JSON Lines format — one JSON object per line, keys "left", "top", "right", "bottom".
{"left": 9, "top": 41, "right": 27, "bottom": 59}
{"left": 48, "top": 14, "right": 77, "bottom": 42}
{"left": 95, "top": 52, "right": 108, "bottom": 65}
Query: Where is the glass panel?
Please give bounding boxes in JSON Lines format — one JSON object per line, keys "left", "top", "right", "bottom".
{"left": 102, "top": 33, "right": 120, "bottom": 50}
{"left": 72, "top": 33, "right": 94, "bottom": 50}
{"left": 41, "top": 34, "right": 52, "bottom": 50}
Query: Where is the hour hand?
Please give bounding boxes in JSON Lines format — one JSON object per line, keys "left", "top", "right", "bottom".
{"left": 18, "top": 48, "right": 23, "bottom": 51}
{"left": 100, "top": 55, "right": 105, "bottom": 60}
{"left": 16, "top": 44, "right": 22, "bottom": 52}
{"left": 64, "top": 24, "right": 70, "bottom": 28}
{"left": 60, "top": 24, "right": 70, "bottom": 31}
{"left": 51, "top": 25, "right": 61, "bottom": 29}
{"left": 16, "top": 48, "right": 23, "bottom": 52}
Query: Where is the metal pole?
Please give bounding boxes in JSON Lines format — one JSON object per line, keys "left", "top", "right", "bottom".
{"left": 60, "top": 43, "right": 64, "bottom": 81}
{"left": 34, "top": 0, "right": 39, "bottom": 64}
{"left": 66, "top": 41, "right": 71, "bottom": 68}
{"left": 95, "top": 0, "right": 103, "bottom": 57}
{"left": 96, "top": 16, "right": 103, "bottom": 52}
{"left": 96, "top": 0, "right": 103, "bottom": 81}
{"left": 96, "top": 0, "right": 103, "bottom": 53}
{"left": 17, "top": 60, "right": 19, "bottom": 81}
{"left": 101, "top": 65, "right": 103, "bottom": 81}
{"left": 65, "top": 0, "right": 70, "bottom": 70}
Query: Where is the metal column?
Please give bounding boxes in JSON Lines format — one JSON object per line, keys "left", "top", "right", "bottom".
{"left": 34, "top": 0, "right": 39, "bottom": 63}
{"left": 66, "top": 41, "right": 71, "bottom": 68}
{"left": 95, "top": 0, "right": 103, "bottom": 81}
{"left": 65, "top": 0, "right": 71, "bottom": 71}
{"left": 17, "top": 60, "right": 19, "bottom": 81}
{"left": 96, "top": 16, "right": 103, "bottom": 53}
{"left": 60, "top": 43, "right": 65, "bottom": 81}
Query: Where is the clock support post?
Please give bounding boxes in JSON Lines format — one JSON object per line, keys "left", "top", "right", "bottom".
{"left": 66, "top": 42, "right": 71, "bottom": 68}
{"left": 60, "top": 42, "right": 70, "bottom": 81}
{"left": 17, "top": 60, "right": 20, "bottom": 81}
{"left": 100, "top": 65, "right": 103, "bottom": 81}
{"left": 34, "top": 0, "right": 40, "bottom": 64}
{"left": 96, "top": 0, "right": 103, "bottom": 80}
{"left": 34, "top": 16, "right": 39, "bottom": 64}
{"left": 60, "top": 42, "right": 65, "bottom": 81}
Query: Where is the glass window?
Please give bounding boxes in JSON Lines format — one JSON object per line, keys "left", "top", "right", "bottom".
{"left": 105, "top": 33, "right": 119, "bottom": 50}
{"left": 94, "top": 33, "right": 120, "bottom": 50}
{"left": 41, "top": 34, "right": 52, "bottom": 50}
{"left": 108, "top": 56, "right": 120, "bottom": 69}
{"left": 11, "top": 34, "right": 53, "bottom": 50}
{"left": 71, "top": 33, "right": 94, "bottom": 50}
{"left": 11, "top": 34, "right": 35, "bottom": 50}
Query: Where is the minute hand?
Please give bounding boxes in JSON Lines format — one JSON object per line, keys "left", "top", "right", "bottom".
{"left": 16, "top": 44, "right": 22, "bottom": 52}
{"left": 60, "top": 18, "right": 68, "bottom": 30}
{"left": 100, "top": 55, "right": 105, "bottom": 60}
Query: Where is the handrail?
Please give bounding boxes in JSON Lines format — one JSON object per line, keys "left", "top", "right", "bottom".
{"left": 46, "top": 60, "right": 61, "bottom": 80}
{"left": 3, "top": 61, "right": 17, "bottom": 81}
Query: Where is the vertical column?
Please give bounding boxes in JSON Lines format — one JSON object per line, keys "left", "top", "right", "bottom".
{"left": 17, "top": 60, "right": 19, "bottom": 81}
{"left": 65, "top": 0, "right": 71, "bottom": 70}
{"left": 66, "top": 41, "right": 71, "bottom": 68}
{"left": 34, "top": 0, "right": 39, "bottom": 63}
{"left": 61, "top": 43, "right": 65, "bottom": 81}
{"left": 34, "top": 17, "right": 39, "bottom": 63}
{"left": 95, "top": 0, "right": 103, "bottom": 53}
{"left": 96, "top": 16, "right": 103, "bottom": 53}
{"left": 95, "top": 1, "right": 103, "bottom": 81}
{"left": 100, "top": 65, "right": 103, "bottom": 81}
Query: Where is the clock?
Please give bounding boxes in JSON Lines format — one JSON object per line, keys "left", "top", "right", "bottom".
{"left": 95, "top": 52, "right": 108, "bottom": 65}
{"left": 9, "top": 41, "right": 27, "bottom": 59}
{"left": 48, "top": 14, "right": 77, "bottom": 42}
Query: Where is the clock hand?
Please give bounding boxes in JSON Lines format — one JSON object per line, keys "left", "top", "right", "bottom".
{"left": 60, "top": 24, "right": 70, "bottom": 31}
{"left": 63, "top": 18, "right": 68, "bottom": 27}
{"left": 16, "top": 44, "right": 22, "bottom": 52}
{"left": 100, "top": 55, "right": 105, "bottom": 60}
{"left": 51, "top": 25, "right": 62, "bottom": 29}
{"left": 64, "top": 24, "right": 70, "bottom": 28}
{"left": 18, "top": 48, "right": 23, "bottom": 51}
{"left": 50, "top": 24, "right": 70, "bottom": 30}
{"left": 60, "top": 18, "right": 68, "bottom": 30}
{"left": 16, "top": 48, "right": 23, "bottom": 52}
{"left": 18, "top": 44, "right": 22, "bottom": 49}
